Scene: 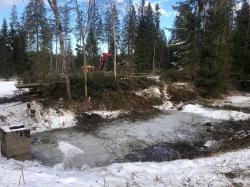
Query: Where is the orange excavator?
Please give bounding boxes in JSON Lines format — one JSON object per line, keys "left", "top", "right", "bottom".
{"left": 95, "top": 52, "right": 112, "bottom": 71}
{"left": 83, "top": 52, "right": 112, "bottom": 72}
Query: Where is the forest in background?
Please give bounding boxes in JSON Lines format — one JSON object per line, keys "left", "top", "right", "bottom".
{"left": 0, "top": 0, "right": 249, "bottom": 98}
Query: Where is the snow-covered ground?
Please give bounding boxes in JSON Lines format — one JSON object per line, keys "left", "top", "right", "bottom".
{"left": 0, "top": 148, "right": 249, "bottom": 187}
{"left": 0, "top": 79, "right": 28, "bottom": 98}
{"left": 0, "top": 79, "right": 19, "bottom": 98}
{"left": 214, "top": 94, "right": 250, "bottom": 108}
{"left": 182, "top": 104, "right": 250, "bottom": 121}
{"left": 135, "top": 86, "right": 162, "bottom": 98}
{"left": 85, "top": 110, "right": 127, "bottom": 119}
{"left": 1, "top": 79, "right": 250, "bottom": 186}
{"left": 135, "top": 84, "right": 184, "bottom": 111}
{"left": 0, "top": 101, "right": 76, "bottom": 134}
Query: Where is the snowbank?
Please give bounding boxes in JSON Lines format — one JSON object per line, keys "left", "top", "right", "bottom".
{"left": 0, "top": 79, "right": 28, "bottom": 98}
{"left": 0, "top": 101, "right": 76, "bottom": 134}
{"left": 153, "top": 101, "right": 183, "bottom": 111}
{"left": 85, "top": 110, "right": 126, "bottom": 119}
{"left": 0, "top": 148, "right": 249, "bottom": 186}
{"left": 182, "top": 104, "right": 250, "bottom": 121}
{"left": 0, "top": 80, "right": 18, "bottom": 98}
{"left": 135, "top": 85, "right": 184, "bottom": 111}
{"left": 214, "top": 94, "right": 250, "bottom": 108}
{"left": 135, "top": 86, "right": 162, "bottom": 98}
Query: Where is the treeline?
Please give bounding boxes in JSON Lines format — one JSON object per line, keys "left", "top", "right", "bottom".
{"left": 0, "top": 0, "right": 249, "bottom": 97}
{"left": 169, "top": 0, "right": 250, "bottom": 95}
{"left": 0, "top": 0, "right": 167, "bottom": 80}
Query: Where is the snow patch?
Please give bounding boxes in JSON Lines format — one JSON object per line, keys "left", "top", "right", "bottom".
{"left": 203, "top": 140, "right": 218, "bottom": 148}
{"left": 58, "top": 141, "right": 84, "bottom": 158}
{"left": 135, "top": 86, "right": 161, "bottom": 98}
{"left": 182, "top": 104, "right": 250, "bottom": 121}
{"left": 0, "top": 101, "right": 76, "bottom": 134}
{"left": 214, "top": 94, "right": 250, "bottom": 108}
{"left": 0, "top": 79, "right": 28, "bottom": 98}
{"left": 85, "top": 110, "right": 126, "bottom": 119}
{"left": 146, "top": 75, "right": 160, "bottom": 82}
{"left": 0, "top": 80, "right": 18, "bottom": 98}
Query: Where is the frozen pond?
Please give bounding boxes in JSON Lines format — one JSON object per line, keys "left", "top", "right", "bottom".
{"left": 32, "top": 94, "right": 250, "bottom": 169}
{"left": 32, "top": 111, "right": 213, "bottom": 168}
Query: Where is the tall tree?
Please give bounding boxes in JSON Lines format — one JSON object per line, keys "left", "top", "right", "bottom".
{"left": 232, "top": 0, "right": 250, "bottom": 85}
{"left": 9, "top": 5, "right": 28, "bottom": 76}
{"left": 47, "top": 0, "right": 72, "bottom": 99}
{"left": 122, "top": 0, "right": 137, "bottom": 56}
{"left": 170, "top": 2, "right": 200, "bottom": 80}
{"left": 198, "top": 0, "right": 234, "bottom": 95}
{"left": 135, "top": 1, "right": 156, "bottom": 72}
{"left": 104, "top": 0, "right": 120, "bottom": 53}
{"left": 62, "top": 2, "right": 73, "bottom": 73}
{"left": 24, "top": 0, "right": 51, "bottom": 51}
{"left": 74, "top": 0, "right": 97, "bottom": 100}
{"left": 0, "top": 19, "right": 12, "bottom": 77}
{"left": 86, "top": 0, "right": 102, "bottom": 65}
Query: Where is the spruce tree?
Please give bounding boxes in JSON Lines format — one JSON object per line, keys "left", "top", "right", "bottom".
{"left": 0, "top": 19, "right": 12, "bottom": 77}
{"left": 198, "top": 0, "right": 234, "bottom": 95}
{"left": 135, "top": 1, "right": 155, "bottom": 72}
{"left": 104, "top": 1, "right": 120, "bottom": 52}
{"left": 122, "top": 0, "right": 137, "bottom": 56}
{"left": 24, "top": 0, "right": 51, "bottom": 51}
{"left": 86, "top": 0, "right": 102, "bottom": 65}
{"left": 232, "top": 0, "right": 250, "bottom": 87}
{"left": 9, "top": 4, "right": 27, "bottom": 76}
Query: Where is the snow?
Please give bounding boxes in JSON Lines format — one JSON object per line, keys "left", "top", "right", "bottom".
{"left": 229, "top": 95, "right": 250, "bottom": 104}
{"left": 85, "top": 110, "right": 126, "bottom": 119}
{"left": 0, "top": 148, "right": 250, "bottom": 186}
{"left": 214, "top": 94, "right": 250, "bottom": 108}
{"left": 0, "top": 101, "right": 76, "bottom": 134}
{"left": 0, "top": 80, "right": 18, "bottom": 98}
{"left": 0, "top": 125, "right": 28, "bottom": 133}
{"left": 0, "top": 79, "right": 28, "bottom": 98}
{"left": 146, "top": 75, "right": 160, "bottom": 82}
{"left": 182, "top": 104, "right": 250, "bottom": 121}
{"left": 58, "top": 141, "right": 84, "bottom": 158}
{"left": 154, "top": 100, "right": 175, "bottom": 110}
{"left": 203, "top": 140, "right": 218, "bottom": 148}
{"left": 1, "top": 79, "right": 250, "bottom": 186}
{"left": 135, "top": 86, "right": 162, "bottom": 98}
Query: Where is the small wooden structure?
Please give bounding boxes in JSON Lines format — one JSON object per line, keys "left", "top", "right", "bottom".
{"left": 0, "top": 125, "right": 31, "bottom": 161}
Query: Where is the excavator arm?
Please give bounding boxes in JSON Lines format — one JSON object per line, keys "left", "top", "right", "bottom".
{"left": 95, "top": 52, "right": 112, "bottom": 71}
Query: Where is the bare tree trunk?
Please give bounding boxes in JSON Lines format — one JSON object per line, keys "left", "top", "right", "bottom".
{"left": 50, "top": 47, "right": 53, "bottom": 72}
{"left": 74, "top": 0, "right": 93, "bottom": 100}
{"left": 55, "top": 34, "right": 58, "bottom": 73}
{"left": 152, "top": 42, "right": 156, "bottom": 75}
{"left": 47, "top": 0, "right": 72, "bottom": 99}
{"left": 112, "top": 2, "right": 117, "bottom": 79}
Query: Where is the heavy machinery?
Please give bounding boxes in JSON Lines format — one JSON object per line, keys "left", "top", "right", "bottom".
{"left": 84, "top": 52, "right": 128, "bottom": 74}
{"left": 83, "top": 52, "right": 112, "bottom": 72}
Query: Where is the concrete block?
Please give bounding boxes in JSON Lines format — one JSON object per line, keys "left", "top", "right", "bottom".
{"left": 0, "top": 125, "right": 31, "bottom": 161}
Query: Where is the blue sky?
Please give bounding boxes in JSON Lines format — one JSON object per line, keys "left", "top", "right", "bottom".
{"left": 0, "top": 0, "right": 179, "bottom": 44}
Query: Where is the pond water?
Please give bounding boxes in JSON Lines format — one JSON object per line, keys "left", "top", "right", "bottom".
{"left": 32, "top": 111, "right": 213, "bottom": 169}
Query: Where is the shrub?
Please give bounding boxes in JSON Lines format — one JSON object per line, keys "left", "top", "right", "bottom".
{"left": 168, "top": 82, "right": 197, "bottom": 102}
{"left": 39, "top": 72, "right": 156, "bottom": 99}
